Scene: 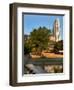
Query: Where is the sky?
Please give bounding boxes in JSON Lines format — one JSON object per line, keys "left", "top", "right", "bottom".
{"left": 23, "top": 14, "right": 63, "bottom": 39}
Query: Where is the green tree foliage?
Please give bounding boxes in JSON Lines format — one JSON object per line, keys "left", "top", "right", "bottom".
{"left": 30, "top": 27, "right": 51, "bottom": 55}
{"left": 53, "top": 40, "right": 63, "bottom": 53}
{"left": 24, "top": 39, "right": 32, "bottom": 55}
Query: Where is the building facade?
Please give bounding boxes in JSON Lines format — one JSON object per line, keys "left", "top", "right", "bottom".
{"left": 50, "top": 18, "right": 61, "bottom": 42}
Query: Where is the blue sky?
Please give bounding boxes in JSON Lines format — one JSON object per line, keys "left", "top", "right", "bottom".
{"left": 23, "top": 14, "right": 63, "bottom": 39}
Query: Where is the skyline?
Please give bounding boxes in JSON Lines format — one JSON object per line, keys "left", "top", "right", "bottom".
{"left": 23, "top": 14, "right": 63, "bottom": 39}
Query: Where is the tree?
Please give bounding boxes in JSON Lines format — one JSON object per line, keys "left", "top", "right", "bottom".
{"left": 30, "top": 27, "right": 51, "bottom": 55}
{"left": 53, "top": 40, "right": 63, "bottom": 54}
{"left": 24, "top": 38, "right": 32, "bottom": 55}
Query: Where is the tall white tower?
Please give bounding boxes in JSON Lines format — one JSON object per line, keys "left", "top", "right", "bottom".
{"left": 53, "top": 18, "right": 60, "bottom": 42}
